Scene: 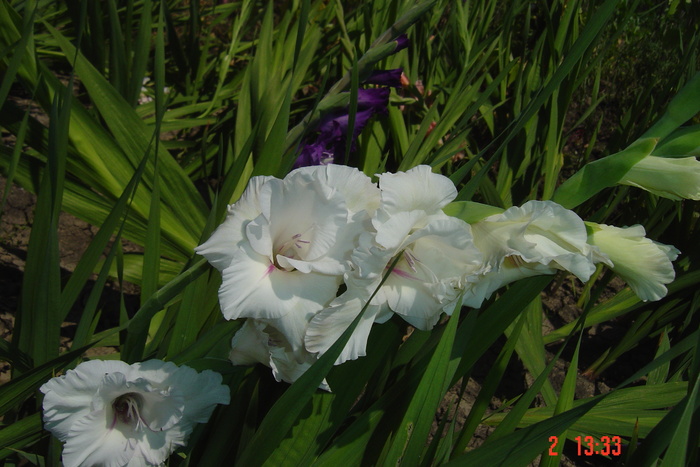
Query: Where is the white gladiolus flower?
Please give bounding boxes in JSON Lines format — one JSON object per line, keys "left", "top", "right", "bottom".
{"left": 586, "top": 223, "right": 680, "bottom": 301}
{"left": 466, "top": 200, "right": 610, "bottom": 307}
{"left": 619, "top": 155, "right": 700, "bottom": 200}
{"left": 230, "top": 319, "right": 330, "bottom": 391}
{"left": 40, "top": 360, "right": 230, "bottom": 467}
{"left": 195, "top": 165, "right": 380, "bottom": 350}
{"left": 370, "top": 166, "right": 483, "bottom": 327}
{"left": 306, "top": 166, "right": 482, "bottom": 363}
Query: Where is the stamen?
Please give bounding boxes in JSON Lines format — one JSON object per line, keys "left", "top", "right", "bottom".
{"left": 403, "top": 250, "right": 419, "bottom": 272}
{"left": 505, "top": 255, "right": 526, "bottom": 268}
{"left": 111, "top": 393, "right": 157, "bottom": 432}
{"left": 386, "top": 250, "right": 421, "bottom": 281}
{"left": 277, "top": 232, "right": 311, "bottom": 255}
{"left": 390, "top": 267, "right": 419, "bottom": 280}
{"left": 273, "top": 224, "right": 316, "bottom": 269}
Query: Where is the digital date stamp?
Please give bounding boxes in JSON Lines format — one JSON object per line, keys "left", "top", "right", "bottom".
{"left": 548, "top": 435, "right": 623, "bottom": 457}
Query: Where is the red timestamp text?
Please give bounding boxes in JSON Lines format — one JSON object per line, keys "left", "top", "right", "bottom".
{"left": 547, "top": 435, "right": 623, "bottom": 457}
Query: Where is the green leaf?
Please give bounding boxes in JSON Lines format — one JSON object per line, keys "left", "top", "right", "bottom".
{"left": 451, "top": 308, "right": 528, "bottom": 457}
{"left": 442, "top": 201, "right": 503, "bottom": 224}
{"left": 165, "top": 272, "right": 218, "bottom": 358}
{"left": 237, "top": 256, "right": 403, "bottom": 466}
{"left": 381, "top": 300, "right": 464, "bottom": 465}
{"left": 507, "top": 296, "right": 558, "bottom": 406}
{"left": 540, "top": 330, "right": 583, "bottom": 467}
{"left": 47, "top": 23, "right": 208, "bottom": 252}
{"left": 0, "top": 3, "right": 34, "bottom": 109}
{"left": 659, "top": 373, "right": 700, "bottom": 466}
{"left": 446, "top": 398, "right": 602, "bottom": 466}
{"left": 551, "top": 137, "right": 657, "bottom": 209}
{"left": 0, "top": 343, "right": 95, "bottom": 416}
{"left": 452, "top": 276, "right": 553, "bottom": 382}
{"left": 264, "top": 321, "right": 402, "bottom": 466}
{"left": 14, "top": 78, "right": 71, "bottom": 365}
{"left": 486, "top": 382, "right": 687, "bottom": 440}
{"left": 647, "top": 327, "right": 672, "bottom": 385}
{"left": 641, "top": 71, "right": 700, "bottom": 142}
{"left": 0, "top": 413, "right": 44, "bottom": 460}
{"left": 122, "top": 257, "right": 210, "bottom": 363}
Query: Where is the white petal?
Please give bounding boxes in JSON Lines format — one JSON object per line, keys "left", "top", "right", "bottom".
{"left": 229, "top": 320, "right": 274, "bottom": 366}
{"left": 261, "top": 309, "right": 317, "bottom": 356}
{"left": 194, "top": 213, "right": 248, "bottom": 272}
{"left": 194, "top": 175, "right": 273, "bottom": 271}
{"left": 268, "top": 346, "right": 331, "bottom": 392}
{"left": 620, "top": 155, "right": 700, "bottom": 200}
{"left": 305, "top": 291, "right": 383, "bottom": 365}
{"left": 218, "top": 243, "right": 340, "bottom": 320}
{"left": 464, "top": 261, "right": 555, "bottom": 308}
{"left": 314, "top": 164, "right": 381, "bottom": 214}
{"left": 382, "top": 275, "right": 442, "bottom": 330}
{"left": 231, "top": 320, "right": 330, "bottom": 391}
{"left": 472, "top": 200, "right": 602, "bottom": 282}
{"left": 588, "top": 223, "right": 679, "bottom": 301}
{"left": 373, "top": 210, "right": 425, "bottom": 250}
{"left": 351, "top": 231, "right": 395, "bottom": 280}
{"left": 42, "top": 359, "right": 229, "bottom": 467}
{"left": 245, "top": 213, "right": 275, "bottom": 259}
{"left": 404, "top": 217, "right": 483, "bottom": 279}
{"left": 128, "top": 359, "right": 179, "bottom": 385}
{"left": 232, "top": 175, "right": 276, "bottom": 218}
{"left": 284, "top": 209, "right": 372, "bottom": 275}
{"left": 95, "top": 371, "right": 183, "bottom": 433}
{"left": 378, "top": 165, "right": 457, "bottom": 215}
{"left": 162, "top": 366, "right": 230, "bottom": 425}
{"left": 265, "top": 168, "right": 348, "bottom": 262}
{"left": 371, "top": 216, "right": 482, "bottom": 328}
{"left": 136, "top": 426, "right": 186, "bottom": 466}
{"left": 267, "top": 165, "right": 379, "bottom": 275}
{"left": 61, "top": 409, "right": 139, "bottom": 467}
{"left": 41, "top": 360, "right": 130, "bottom": 442}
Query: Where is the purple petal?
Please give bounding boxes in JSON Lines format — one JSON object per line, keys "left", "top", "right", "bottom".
{"left": 294, "top": 140, "right": 334, "bottom": 168}
{"left": 318, "top": 116, "right": 347, "bottom": 139}
{"left": 394, "top": 34, "right": 409, "bottom": 53}
{"left": 320, "top": 108, "right": 379, "bottom": 138}
{"left": 351, "top": 107, "right": 381, "bottom": 135}
{"left": 364, "top": 68, "right": 403, "bottom": 87}
{"left": 357, "top": 88, "right": 390, "bottom": 112}
{"left": 294, "top": 85, "right": 394, "bottom": 167}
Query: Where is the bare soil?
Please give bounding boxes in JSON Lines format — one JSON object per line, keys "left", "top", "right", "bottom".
{"left": 0, "top": 177, "right": 139, "bottom": 386}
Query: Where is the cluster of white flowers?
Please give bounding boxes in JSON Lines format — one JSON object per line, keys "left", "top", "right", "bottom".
{"left": 40, "top": 360, "right": 230, "bottom": 467}
{"left": 196, "top": 165, "right": 680, "bottom": 388}
{"left": 38, "top": 164, "right": 682, "bottom": 466}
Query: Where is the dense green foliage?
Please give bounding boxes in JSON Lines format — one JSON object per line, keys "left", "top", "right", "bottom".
{"left": 1, "top": 0, "right": 699, "bottom": 465}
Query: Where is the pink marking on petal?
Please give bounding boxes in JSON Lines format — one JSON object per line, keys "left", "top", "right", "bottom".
{"left": 390, "top": 267, "right": 419, "bottom": 280}
{"left": 263, "top": 263, "right": 276, "bottom": 278}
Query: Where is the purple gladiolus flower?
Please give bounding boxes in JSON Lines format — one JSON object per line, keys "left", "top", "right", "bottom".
{"left": 294, "top": 88, "right": 395, "bottom": 168}
{"left": 294, "top": 35, "right": 409, "bottom": 169}
{"left": 364, "top": 69, "right": 403, "bottom": 88}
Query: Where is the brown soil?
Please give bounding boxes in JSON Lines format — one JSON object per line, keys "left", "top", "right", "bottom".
{"left": 0, "top": 177, "right": 140, "bottom": 386}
